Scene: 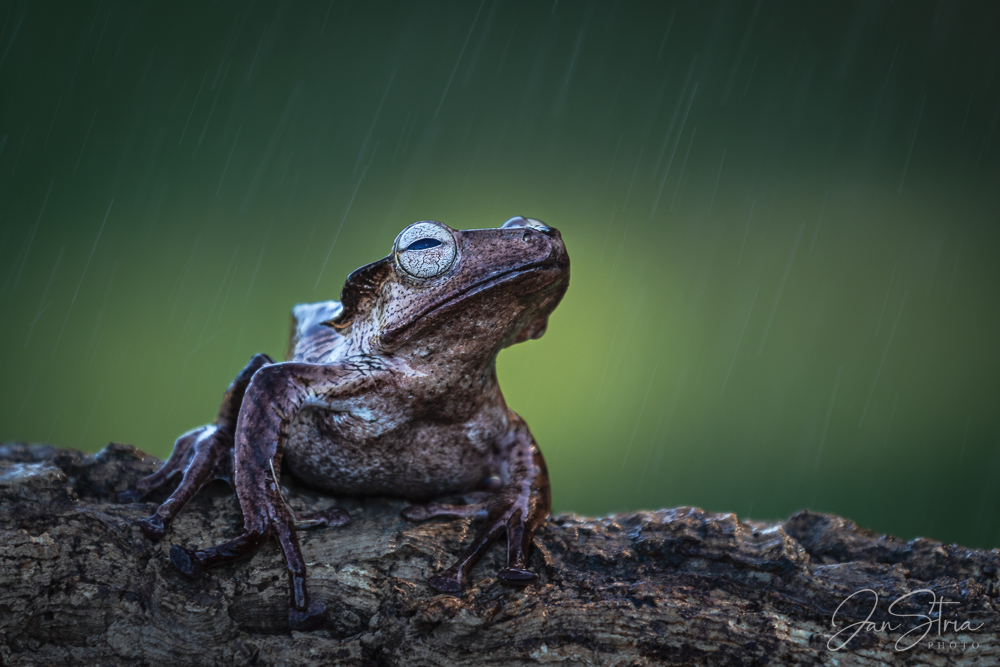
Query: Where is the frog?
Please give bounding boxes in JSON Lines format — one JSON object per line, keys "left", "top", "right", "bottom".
{"left": 117, "top": 216, "right": 570, "bottom": 631}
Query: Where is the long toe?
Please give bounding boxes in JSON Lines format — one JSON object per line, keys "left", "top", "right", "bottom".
{"left": 400, "top": 504, "right": 433, "bottom": 521}
{"left": 428, "top": 571, "right": 465, "bottom": 594}
{"left": 288, "top": 600, "right": 326, "bottom": 631}
{"left": 295, "top": 507, "right": 351, "bottom": 530}
{"left": 140, "top": 515, "right": 167, "bottom": 540}
{"left": 498, "top": 567, "right": 538, "bottom": 586}
{"left": 169, "top": 545, "right": 204, "bottom": 578}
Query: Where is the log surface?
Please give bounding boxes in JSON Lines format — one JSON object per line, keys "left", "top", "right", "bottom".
{"left": 0, "top": 443, "right": 996, "bottom": 666}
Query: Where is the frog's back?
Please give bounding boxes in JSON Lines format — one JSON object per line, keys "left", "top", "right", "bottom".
{"left": 286, "top": 301, "right": 348, "bottom": 363}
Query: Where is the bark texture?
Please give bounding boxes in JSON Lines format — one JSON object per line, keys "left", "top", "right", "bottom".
{"left": 0, "top": 443, "right": 996, "bottom": 666}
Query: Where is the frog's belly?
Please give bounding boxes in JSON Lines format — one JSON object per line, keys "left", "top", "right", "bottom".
{"left": 282, "top": 409, "right": 493, "bottom": 500}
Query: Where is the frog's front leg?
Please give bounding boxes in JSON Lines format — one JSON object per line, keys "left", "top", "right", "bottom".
{"left": 413, "top": 413, "right": 551, "bottom": 593}
{"left": 118, "top": 353, "right": 274, "bottom": 538}
{"left": 167, "top": 361, "right": 362, "bottom": 631}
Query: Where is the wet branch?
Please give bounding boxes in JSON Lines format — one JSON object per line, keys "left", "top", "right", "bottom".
{"left": 0, "top": 443, "right": 996, "bottom": 666}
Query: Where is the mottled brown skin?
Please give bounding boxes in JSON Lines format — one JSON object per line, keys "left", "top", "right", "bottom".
{"left": 118, "top": 217, "right": 569, "bottom": 631}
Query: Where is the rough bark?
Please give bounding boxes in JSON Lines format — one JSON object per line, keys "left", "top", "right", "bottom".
{"left": 0, "top": 443, "right": 996, "bottom": 666}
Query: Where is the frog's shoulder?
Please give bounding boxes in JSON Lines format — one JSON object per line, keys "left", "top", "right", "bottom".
{"left": 287, "top": 301, "right": 348, "bottom": 363}
{"left": 292, "top": 301, "right": 343, "bottom": 331}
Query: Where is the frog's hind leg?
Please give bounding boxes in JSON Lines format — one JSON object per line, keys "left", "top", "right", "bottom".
{"left": 424, "top": 414, "right": 551, "bottom": 593}
{"left": 138, "top": 426, "right": 232, "bottom": 539}
{"left": 115, "top": 427, "right": 200, "bottom": 504}
{"left": 118, "top": 353, "right": 274, "bottom": 539}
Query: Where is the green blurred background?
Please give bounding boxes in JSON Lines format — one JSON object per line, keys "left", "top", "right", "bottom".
{"left": 2, "top": 1, "right": 999, "bottom": 548}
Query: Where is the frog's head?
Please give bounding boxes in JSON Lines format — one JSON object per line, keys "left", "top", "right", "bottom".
{"left": 327, "top": 217, "right": 569, "bottom": 360}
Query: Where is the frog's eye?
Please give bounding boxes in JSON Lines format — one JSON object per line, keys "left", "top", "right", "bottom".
{"left": 394, "top": 221, "right": 456, "bottom": 279}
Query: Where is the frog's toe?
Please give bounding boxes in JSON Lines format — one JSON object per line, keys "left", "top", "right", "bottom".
{"left": 294, "top": 506, "right": 351, "bottom": 530}
{"left": 402, "top": 502, "right": 487, "bottom": 521}
{"left": 288, "top": 600, "right": 326, "bottom": 632}
{"left": 169, "top": 544, "right": 204, "bottom": 578}
{"left": 428, "top": 570, "right": 465, "bottom": 594}
{"left": 401, "top": 504, "right": 433, "bottom": 521}
{"left": 140, "top": 515, "right": 168, "bottom": 540}
{"left": 498, "top": 567, "right": 538, "bottom": 587}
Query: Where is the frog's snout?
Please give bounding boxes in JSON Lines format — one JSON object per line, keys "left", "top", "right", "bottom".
{"left": 501, "top": 216, "right": 567, "bottom": 265}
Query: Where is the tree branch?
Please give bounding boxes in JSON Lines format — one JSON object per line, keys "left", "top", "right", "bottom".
{"left": 0, "top": 443, "right": 996, "bottom": 665}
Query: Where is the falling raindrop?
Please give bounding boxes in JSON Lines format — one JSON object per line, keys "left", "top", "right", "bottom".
{"left": 55, "top": 199, "right": 114, "bottom": 353}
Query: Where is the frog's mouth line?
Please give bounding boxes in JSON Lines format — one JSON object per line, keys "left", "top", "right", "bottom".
{"left": 383, "top": 261, "right": 564, "bottom": 342}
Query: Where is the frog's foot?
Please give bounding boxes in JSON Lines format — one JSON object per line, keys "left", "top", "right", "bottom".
{"left": 497, "top": 567, "right": 538, "bottom": 586}
{"left": 168, "top": 526, "right": 269, "bottom": 579}
{"left": 401, "top": 492, "right": 492, "bottom": 522}
{"left": 289, "top": 601, "right": 327, "bottom": 632}
{"left": 167, "top": 502, "right": 325, "bottom": 630}
{"left": 169, "top": 544, "right": 205, "bottom": 578}
{"left": 428, "top": 415, "right": 549, "bottom": 594}
{"left": 291, "top": 505, "right": 351, "bottom": 530}
{"left": 427, "top": 569, "right": 466, "bottom": 594}
{"left": 427, "top": 501, "right": 540, "bottom": 594}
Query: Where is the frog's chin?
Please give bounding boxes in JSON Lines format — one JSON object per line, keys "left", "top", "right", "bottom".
{"left": 380, "top": 262, "right": 564, "bottom": 346}
{"left": 511, "top": 314, "right": 549, "bottom": 344}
